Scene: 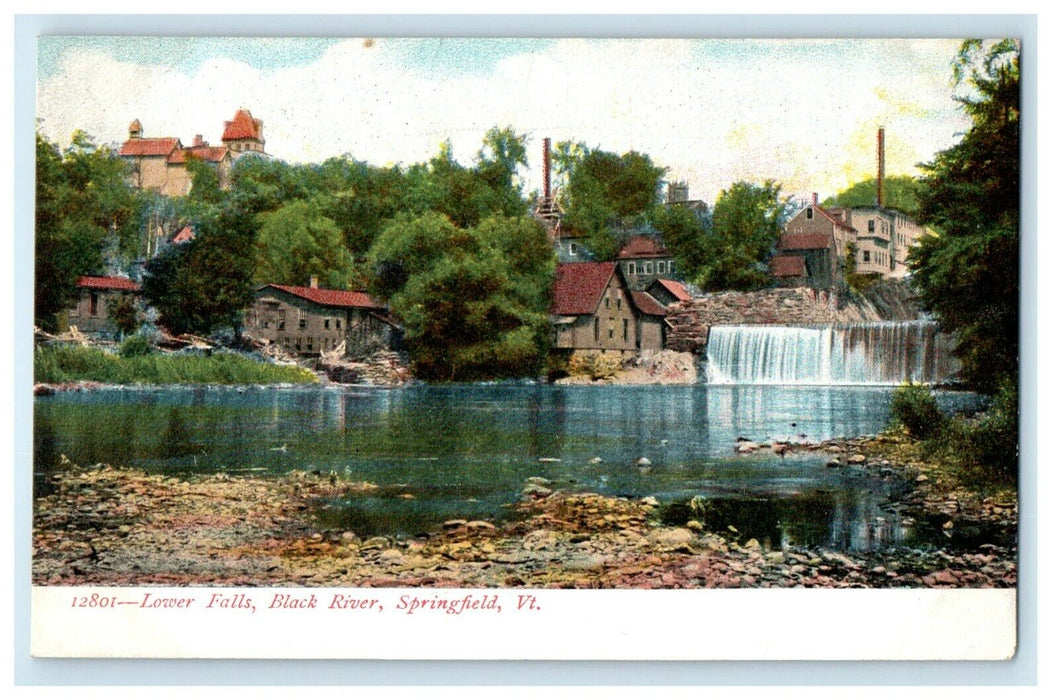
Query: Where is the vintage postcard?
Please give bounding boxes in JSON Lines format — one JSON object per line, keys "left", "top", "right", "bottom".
{"left": 27, "top": 28, "right": 1023, "bottom": 662}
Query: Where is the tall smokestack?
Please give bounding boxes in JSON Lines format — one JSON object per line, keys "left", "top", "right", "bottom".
{"left": 877, "top": 127, "right": 885, "bottom": 209}
{"left": 543, "top": 137, "right": 551, "bottom": 201}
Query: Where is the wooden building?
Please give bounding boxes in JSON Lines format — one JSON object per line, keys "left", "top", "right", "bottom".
{"left": 65, "top": 275, "right": 141, "bottom": 337}
{"left": 245, "top": 283, "right": 396, "bottom": 358}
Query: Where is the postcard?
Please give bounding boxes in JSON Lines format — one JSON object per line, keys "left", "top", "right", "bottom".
{"left": 26, "top": 28, "right": 1024, "bottom": 663}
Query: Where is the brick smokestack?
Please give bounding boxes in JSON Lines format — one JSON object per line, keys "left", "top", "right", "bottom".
{"left": 812, "top": 192, "right": 818, "bottom": 207}
{"left": 543, "top": 137, "right": 551, "bottom": 201}
{"left": 877, "top": 127, "right": 885, "bottom": 209}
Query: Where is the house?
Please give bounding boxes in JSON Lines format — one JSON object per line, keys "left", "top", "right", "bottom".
{"left": 244, "top": 281, "right": 397, "bottom": 358}
{"left": 119, "top": 109, "right": 264, "bottom": 196}
{"left": 826, "top": 206, "right": 929, "bottom": 278}
{"left": 646, "top": 278, "right": 692, "bottom": 307}
{"left": 65, "top": 275, "right": 140, "bottom": 337}
{"left": 774, "top": 199, "right": 856, "bottom": 289}
{"left": 629, "top": 290, "right": 671, "bottom": 352}
{"left": 617, "top": 235, "right": 678, "bottom": 291}
{"left": 550, "top": 261, "right": 666, "bottom": 358}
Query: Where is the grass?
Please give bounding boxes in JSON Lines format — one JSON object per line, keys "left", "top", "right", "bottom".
{"left": 35, "top": 344, "right": 318, "bottom": 386}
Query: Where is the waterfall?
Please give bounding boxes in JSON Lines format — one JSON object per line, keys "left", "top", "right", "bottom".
{"left": 705, "top": 321, "right": 959, "bottom": 385}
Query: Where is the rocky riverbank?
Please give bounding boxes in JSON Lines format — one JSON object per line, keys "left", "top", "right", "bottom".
{"left": 33, "top": 434, "right": 1016, "bottom": 589}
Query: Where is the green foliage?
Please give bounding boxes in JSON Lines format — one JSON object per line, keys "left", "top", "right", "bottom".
{"left": 34, "top": 132, "right": 145, "bottom": 330}
{"left": 910, "top": 39, "right": 1020, "bottom": 395}
{"left": 142, "top": 205, "right": 256, "bottom": 338}
{"left": 35, "top": 344, "right": 317, "bottom": 385}
{"left": 106, "top": 294, "right": 141, "bottom": 337}
{"left": 844, "top": 242, "right": 879, "bottom": 295}
{"left": 119, "top": 334, "right": 153, "bottom": 358}
{"left": 890, "top": 382, "right": 948, "bottom": 439}
{"left": 567, "top": 352, "right": 622, "bottom": 381}
{"left": 254, "top": 199, "right": 355, "bottom": 288}
{"left": 559, "top": 146, "right": 666, "bottom": 259}
{"left": 822, "top": 176, "right": 923, "bottom": 217}
{"left": 695, "top": 181, "right": 790, "bottom": 292}
{"left": 368, "top": 212, "right": 554, "bottom": 381}
{"left": 650, "top": 203, "right": 712, "bottom": 278}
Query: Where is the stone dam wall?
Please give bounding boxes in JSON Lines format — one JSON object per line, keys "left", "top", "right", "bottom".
{"left": 665, "top": 283, "right": 923, "bottom": 355}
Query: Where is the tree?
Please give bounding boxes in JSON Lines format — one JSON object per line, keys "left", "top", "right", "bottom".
{"left": 910, "top": 39, "right": 1019, "bottom": 394}
{"left": 823, "top": 175, "right": 924, "bottom": 218}
{"left": 696, "top": 181, "right": 790, "bottom": 291}
{"left": 142, "top": 205, "right": 256, "bottom": 339}
{"left": 254, "top": 199, "right": 356, "bottom": 289}
{"left": 650, "top": 203, "right": 712, "bottom": 282}
{"left": 34, "top": 132, "right": 144, "bottom": 330}
{"left": 106, "top": 294, "right": 141, "bottom": 338}
{"left": 559, "top": 146, "right": 666, "bottom": 259}
{"left": 367, "top": 212, "right": 554, "bottom": 381}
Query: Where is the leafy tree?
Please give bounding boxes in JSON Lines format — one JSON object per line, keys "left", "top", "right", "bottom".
{"left": 367, "top": 212, "right": 554, "bottom": 381}
{"left": 650, "top": 203, "right": 712, "bottom": 281}
{"left": 34, "top": 132, "right": 144, "bottom": 330}
{"left": 254, "top": 199, "right": 356, "bottom": 289}
{"left": 142, "top": 205, "right": 256, "bottom": 338}
{"left": 910, "top": 39, "right": 1019, "bottom": 394}
{"left": 106, "top": 294, "right": 141, "bottom": 338}
{"left": 696, "top": 181, "right": 790, "bottom": 291}
{"left": 823, "top": 175, "right": 924, "bottom": 218}
{"left": 559, "top": 146, "right": 666, "bottom": 259}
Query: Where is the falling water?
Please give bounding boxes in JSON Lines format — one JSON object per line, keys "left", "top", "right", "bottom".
{"left": 705, "top": 321, "right": 959, "bottom": 385}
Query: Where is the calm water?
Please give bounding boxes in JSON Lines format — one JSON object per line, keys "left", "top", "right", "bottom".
{"left": 34, "top": 384, "right": 985, "bottom": 551}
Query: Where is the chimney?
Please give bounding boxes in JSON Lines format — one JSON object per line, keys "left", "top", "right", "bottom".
{"left": 309, "top": 275, "right": 319, "bottom": 289}
{"left": 811, "top": 192, "right": 818, "bottom": 207}
{"left": 193, "top": 134, "right": 205, "bottom": 147}
{"left": 877, "top": 127, "right": 885, "bottom": 209}
{"left": 542, "top": 137, "right": 551, "bottom": 201}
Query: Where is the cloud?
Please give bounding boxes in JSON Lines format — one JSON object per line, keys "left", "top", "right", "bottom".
{"left": 36, "top": 37, "right": 970, "bottom": 204}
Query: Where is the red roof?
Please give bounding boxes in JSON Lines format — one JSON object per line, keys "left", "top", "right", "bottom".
{"left": 172, "top": 226, "right": 196, "bottom": 244}
{"left": 167, "top": 145, "right": 229, "bottom": 164}
{"left": 550, "top": 262, "right": 617, "bottom": 316}
{"left": 654, "top": 278, "right": 691, "bottom": 302}
{"left": 779, "top": 233, "right": 833, "bottom": 251}
{"left": 222, "top": 109, "right": 263, "bottom": 141}
{"left": 769, "top": 255, "right": 808, "bottom": 278}
{"left": 119, "top": 137, "right": 180, "bottom": 157}
{"left": 631, "top": 291, "right": 668, "bottom": 317}
{"left": 261, "top": 284, "right": 384, "bottom": 310}
{"left": 617, "top": 235, "right": 669, "bottom": 259}
{"left": 77, "top": 275, "right": 140, "bottom": 292}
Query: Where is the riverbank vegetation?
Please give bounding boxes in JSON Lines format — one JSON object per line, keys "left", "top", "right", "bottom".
{"left": 34, "top": 343, "right": 318, "bottom": 386}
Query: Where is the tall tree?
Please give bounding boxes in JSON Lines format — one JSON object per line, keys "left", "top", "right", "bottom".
{"left": 910, "top": 39, "right": 1020, "bottom": 394}
{"left": 34, "top": 132, "right": 144, "bottom": 330}
{"left": 696, "top": 181, "right": 790, "bottom": 291}
{"left": 823, "top": 175, "right": 924, "bottom": 218}
{"left": 367, "top": 212, "right": 554, "bottom": 381}
{"left": 254, "top": 199, "right": 355, "bottom": 289}
{"left": 650, "top": 202, "right": 712, "bottom": 282}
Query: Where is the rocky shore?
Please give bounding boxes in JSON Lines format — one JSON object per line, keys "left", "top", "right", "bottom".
{"left": 33, "top": 433, "right": 1016, "bottom": 589}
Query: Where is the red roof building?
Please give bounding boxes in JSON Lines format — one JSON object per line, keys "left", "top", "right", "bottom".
{"left": 550, "top": 262, "right": 619, "bottom": 316}
{"left": 222, "top": 109, "right": 265, "bottom": 155}
{"left": 262, "top": 284, "right": 385, "bottom": 311}
{"left": 77, "top": 275, "right": 140, "bottom": 292}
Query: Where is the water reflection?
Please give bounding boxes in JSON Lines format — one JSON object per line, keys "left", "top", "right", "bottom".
{"left": 34, "top": 384, "right": 984, "bottom": 548}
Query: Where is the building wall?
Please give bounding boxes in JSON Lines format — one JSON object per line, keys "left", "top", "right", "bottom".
{"left": 66, "top": 289, "right": 132, "bottom": 336}
{"left": 620, "top": 257, "right": 677, "bottom": 291}
{"left": 552, "top": 274, "right": 640, "bottom": 355}
{"left": 636, "top": 316, "right": 665, "bottom": 352}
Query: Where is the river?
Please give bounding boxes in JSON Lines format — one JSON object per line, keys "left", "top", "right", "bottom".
{"left": 34, "top": 383, "right": 984, "bottom": 551}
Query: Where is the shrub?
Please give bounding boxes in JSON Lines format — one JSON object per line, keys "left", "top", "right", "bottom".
{"left": 890, "top": 382, "right": 948, "bottom": 439}
{"left": 965, "top": 377, "right": 1019, "bottom": 477}
{"left": 119, "top": 335, "right": 153, "bottom": 358}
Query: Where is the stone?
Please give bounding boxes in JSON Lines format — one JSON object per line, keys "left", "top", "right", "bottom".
{"left": 848, "top": 454, "right": 867, "bottom": 465}
{"left": 636, "top": 457, "right": 652, "bottom": 467}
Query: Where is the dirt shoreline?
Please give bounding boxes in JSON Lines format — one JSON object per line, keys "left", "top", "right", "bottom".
{"left": 32, "top": 433, "right": 1016, "bottom": 589}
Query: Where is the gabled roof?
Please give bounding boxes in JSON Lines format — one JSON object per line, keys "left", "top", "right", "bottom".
{"left": 172, "top": 226, "right": 196, "bottom": 244}
{"left": 167, "top": 145, "right": 230, "bottom": 164}
{"left": 769, "top": 255, "right": 808, "bottom": 278}
{"left": 631, "top": 291, "right": 668, "bottom": 317}
{"left": 617, "top": 235, "right": 669, "bottom": 259}
{"left": 653, "top": 278, "right": 691, "bottom": 302}
{"left": 222, "top": 109, "right": 263, "bottom": 141}
{"left": 259, "top": 284, "right": 385, "bottom": 310}
{"left": 808, "top": 205, "right": 856, "bottom": 231}
{"left": 550, "top": 262, "right": 618, "bottom": 316}
{"left": 778, "top": 233, "right": 833, "bottom": 251}
{"left": 119, "top": 137, "right": 181, "bottom": 157}
{"left": 77, "top": 275, "right": 140, "bottom": 292}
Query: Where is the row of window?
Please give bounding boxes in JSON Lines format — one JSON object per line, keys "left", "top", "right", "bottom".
{"left": 593, "top": 317, "right": 631, "bottom": 343}
{"left": 281, "top": 336, "right": 341, "bottom": 353}
{"left": 626, "top": 260, "right": 675, "bottom": 276}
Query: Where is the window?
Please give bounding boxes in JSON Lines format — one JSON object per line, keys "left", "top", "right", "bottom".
{"left": 668, "top": 261, "right": 675, "bottom": 274}
{"left": 616, "top": 297, "right": 622, "bottom": 310}
{"left": 89, "top": 292, "right": 99, "bottom": 316}
{"left": 594, "top": 317, "right": 600, "bottom": 342}
{"left": 645, "top": 262, "right": 653, "bottom": 275}
{"left": 298, "top": 309, "right": 308, "bottom": 330}
{"left": 324, "top": 319, "right": 330, "bottom": 330}
{"left": 307, "top": 337, "right": 314, "bottom": 352}
{"left": 608, "top": 319, "right": 614, "bottom": 340}
{"left": 628, "top": 263, "right": 636, "bottom": 276}
{"left": 863, "top": 250, "right": 871, "bottom": 263}
{"left": 278, "top": 320, "right": 285, "bottom": 330}
{"left": 605, "top": 297, "right": 610, "bottom": 309}
{"left": 868, "top": 220, "right": 875, "bottom": 233}
{"left": 295, "top": 338, "right": 302, "bottom": 352}
{"left": 336, "top": 319, "right": 341, "bottom": 330}
{"left": 806, "top": 207, "right": 814, "bottom": 220}
{"left": 623, "top": 318, "right": 629, "bottom": 342}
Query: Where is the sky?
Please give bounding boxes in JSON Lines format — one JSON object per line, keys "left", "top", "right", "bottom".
{"left": 36, "top": 35, "right": 973, "bottom": 205}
